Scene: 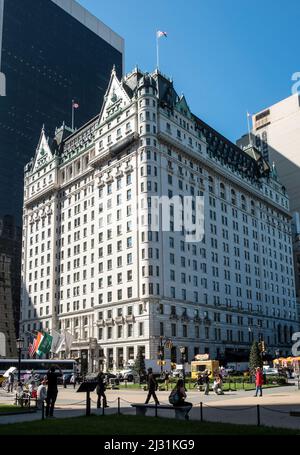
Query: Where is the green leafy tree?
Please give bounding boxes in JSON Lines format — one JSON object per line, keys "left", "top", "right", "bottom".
{"left": 133, "top": 348, "right": 146, "bottom": 383}
{"left": 249, "top": 341, "right": 263, "bottom": 374}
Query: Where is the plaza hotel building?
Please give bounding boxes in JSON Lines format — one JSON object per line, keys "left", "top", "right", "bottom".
{"left": 20, "top": 67, "right": 298, "bottom": 371}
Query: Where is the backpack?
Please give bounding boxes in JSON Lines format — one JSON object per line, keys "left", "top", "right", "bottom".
{"left": 168, "top": 388, "right": 181, "bottom": 405}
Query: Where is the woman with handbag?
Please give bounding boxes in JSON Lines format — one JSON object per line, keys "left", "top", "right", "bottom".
{"left": 169, "top": 379, "right": 193, "bottom": 420}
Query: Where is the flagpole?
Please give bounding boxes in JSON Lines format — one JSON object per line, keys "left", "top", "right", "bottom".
{"left": 72, "top": 99, "right": 74, "bottom": 131}
{"left": 247, "top": 111, "right": 252, "bottom": 146}
{"left": 156, "top": 33, "right": 159, "bottom": 70}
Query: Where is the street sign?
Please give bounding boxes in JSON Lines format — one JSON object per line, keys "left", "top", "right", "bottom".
{"left": 194, "top": 354, "right": 209, "bottom": 361}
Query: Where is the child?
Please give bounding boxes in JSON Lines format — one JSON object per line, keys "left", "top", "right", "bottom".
{"left": 37, "top": 379, "right": 47, "bottom": 410}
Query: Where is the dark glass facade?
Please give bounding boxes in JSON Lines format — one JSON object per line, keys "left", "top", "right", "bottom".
{"left": 0, "top": 0, "right": 123, "bottom": 223}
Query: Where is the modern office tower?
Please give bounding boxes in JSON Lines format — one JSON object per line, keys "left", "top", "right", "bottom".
{"left": 237, "top": 94, "right": 300, "bottom": 215}
{"left": 21, "top": 68, "right": 298, "bottom": 371}
{"left": 0, "top": 0, "right": 124, "bottom": 222}
{"left": 237, "top": 95, "right": 300, "bottom": 331}
{"left": 0, "top": 0, "right": 123, "bottom": 358}
{"left": 0, "top": 216, "right": 21, "bottom": 357}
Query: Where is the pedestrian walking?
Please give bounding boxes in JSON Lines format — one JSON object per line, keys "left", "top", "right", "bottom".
{"left": 254, "top": 367, "right": 263, "bottom": 397}
{"left": 169, "top": 379, "right": 193, "bottom": 420}
{"left": 96, "top": 372, "right": 109, "bottom": 408}
{"left": 62, "top": 373, "right": 68, "bottom": 389}
{"left": 164, "top": 371, "right": 170, "bottom": 391}
{"left": 37, "top": 379, "right": 47, "bottom": 410}
{"left": 145, "top": 368, "right": 159, "bottom": 405}
{"left": 203, "top": 369, "right": 210, "bottom": 395}
{"left": 70, "top": 373, "right": 76, "bottom": 389}
{"left": 45, "top": 364, "right": 62, "bottom": 418}
{"left": 7, "top": 371, "right": 15, "bottom": 393}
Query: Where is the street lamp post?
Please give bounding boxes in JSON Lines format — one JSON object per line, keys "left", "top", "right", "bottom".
{"left": 179, "top": 346, "right": 186, "bottom": 387}
{"left": 158, "top": 337, "right": 163, "bottom": 377}
{"left": 16, "top": 338, "right": 24, "bottom": 382}
{"left": 89, "top": 338, "right": 98, "bottom": 373}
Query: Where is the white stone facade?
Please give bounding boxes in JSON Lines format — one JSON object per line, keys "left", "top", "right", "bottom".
{"left": 20, "top": 68, "right": 299, "bottom": 371}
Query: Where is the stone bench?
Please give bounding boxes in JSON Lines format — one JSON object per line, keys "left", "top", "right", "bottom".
{"left": 131, "top": 403, "right": 191, "bottom": 420}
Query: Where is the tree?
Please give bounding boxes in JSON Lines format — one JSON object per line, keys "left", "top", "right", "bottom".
{"left": 249, "top": 341, "right": 263, "bottom": 374}
{"left": 133, "top": 348, "right": 146, "bottom": 384}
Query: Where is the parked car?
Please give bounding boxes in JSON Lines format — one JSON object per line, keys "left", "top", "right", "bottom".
{"left": 263, "top": 367, "right": 281, "bottom": 376}
{"left": 118, "top": 369, "right": 139, "bottom": 382}
{"left": 171, "top": 369, "right": 184, "bottom": 378}
{"left": 103, "top": 373, "right": 117, "bottom": 384}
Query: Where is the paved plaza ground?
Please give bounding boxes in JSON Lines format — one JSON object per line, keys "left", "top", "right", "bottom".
{"left": 1, "top": 384, "right": 300, "bottom": 430}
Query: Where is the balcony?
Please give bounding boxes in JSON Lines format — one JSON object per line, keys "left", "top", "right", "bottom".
{"left": 25, "top": 182, "right": 59, "bottom": 208}
{"left": 203, "top": 318, "right": 211, "bottom": 326}
{"left": 115, "top": 316, "right": 124, "bottom": 324}
{"left": 97, "top": 319, "right": 105, "bottom": 327}
{"left": 105, "top": 318, "right": 114, "bottom": 326}
{"left": 125, "top": 164, "right": 134, "bottom": 174}
{"left": 125, "top": 315, "right": 135, "bottom": 323}
{"left": 105, "top": 175, "right": 114, "bottom": 184}
{"left": 97, "top": 179, "right": 105, "bottom": 188}
{"left": 115, "top": 169, "right": 124, "bottom": 178}
{"left": 90, "top": 132, "right": 138, "bottom": 167}
{"left": 170, "top": 313, "right": 178, "bottom": 320}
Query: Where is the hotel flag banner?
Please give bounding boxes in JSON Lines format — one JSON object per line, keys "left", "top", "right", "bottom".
{"left": 64, "top": 331, "right": 74, "bottom": 357}
{"left": 34, "top": 332, "right": 44, "bottom": 356}
{"left": 50, "top": 329, "right": 65, "bottom": 354}
{"left": 37, "top": 332, "right": 53, "bottom": 355}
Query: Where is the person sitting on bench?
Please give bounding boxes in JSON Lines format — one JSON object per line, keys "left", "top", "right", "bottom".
{"left": 169, "top": 379, "right": 193, "bottom": 420}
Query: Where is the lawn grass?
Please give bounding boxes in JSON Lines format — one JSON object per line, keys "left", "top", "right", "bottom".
{"left": 0, "top": 405, "right": 33, "bottom": 415}
{"left": 116, "top": 382, "right": 281, "bottom": 392}
{"left": 0, "top": 415, "right": 298, "bottom": 435}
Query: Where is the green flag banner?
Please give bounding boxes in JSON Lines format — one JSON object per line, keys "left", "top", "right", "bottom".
{"left": 37, "top": 332, "right": 53, "bottom": 355}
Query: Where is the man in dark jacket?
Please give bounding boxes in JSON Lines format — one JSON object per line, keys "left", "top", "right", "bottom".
{"left": 203, "top": 370, "right": 210, "bottom": 395}
{"left": 145, "top": 368, "right": 159, "bottom": 405}
{"left": 46, "top": 365, "right": 62, "bottom": 417}
{"left": 96, "top": 372, "right": 109, "bottom": 408}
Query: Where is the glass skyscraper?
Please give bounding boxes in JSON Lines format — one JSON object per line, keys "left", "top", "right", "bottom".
{"left": 0, "top": 0, "right": 124, "bottom": 222}
{"left": 0, "top": 0, "right": 123, "bottom": 350}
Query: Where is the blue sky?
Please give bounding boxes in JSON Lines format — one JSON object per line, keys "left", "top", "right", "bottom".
{"left": 79, "top": 0, "right": 300, "bottom": 143}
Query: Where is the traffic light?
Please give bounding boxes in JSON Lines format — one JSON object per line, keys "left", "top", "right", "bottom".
{"left": 258, "top": 340, "right": 266, "bottom": 353}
